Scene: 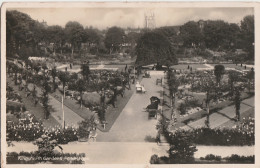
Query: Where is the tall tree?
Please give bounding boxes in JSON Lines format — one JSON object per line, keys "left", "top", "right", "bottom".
{"left": 135, "top": 32, "right": 178, "bottom": 66}
{"left": 203, "top": 77, "right": 216, "bottom": 128}
{"left": 58, "top": 71, "right": 70, "bottom": 98}
{"left": 41, "top": 75, "right": 51, "bottom": 119}
{"left": 76, "top": 79, "right": 86, "bottom": 108}
{"left": 46, "top": 25, "right": 65, "bottom": 55}
{"left": 83, "top": 28, "right": 102, "bottom": 54}
{"left": 168, "top": 131, "right": 197, "bottom": 163}
{"left": 168, "top": 72, "right": 180, "bottom": 120}
{"left": 241, "top": 15, "right": 254, "bottom": 60}
{"left": 246, "top": 68, "right": 254, "bottom": 92}
{"left": 104, "top": 26, "right": 125, "bottom": 54}
{"left": 6, "top": 10, "right": 47, "bottom": 59}
{"left": 51, "top": 67, "right": 57, "bottom": 92}
{"left": 203, "top": 20, "right": 231, "bottom": 49}
{"left": 228, "top": 71, "right": 239, "bottom": 97}
{"left": 214, "top": 64, "right": 225, "bottom": 86}
{"left": 179, "top": 21, "right": 203, "bottom": 47}
{"left": 64, "top": 21, "right": 84, "bottom": 56}
{"left": 81, "top": 63, "right": 90, "bottom": 81}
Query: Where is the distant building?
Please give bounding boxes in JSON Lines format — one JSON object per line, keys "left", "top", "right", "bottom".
{"left": 41, "top": 20, "right": 48, "bottom": 28}
{"left": 124, "top": 28, "right": 141, "bottom": 35}
{"left": 198, "top": 20, "right": 205, "bottom": 31}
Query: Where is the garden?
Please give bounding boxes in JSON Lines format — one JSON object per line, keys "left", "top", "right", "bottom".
{"left": 165, "top": 64, "right": 254, "bottom": 124}
{"left": 151, "top": 116, "right": 255, "bottom": 164}
{"left": 6, "top": 59, "right": 134, "bottom": 131}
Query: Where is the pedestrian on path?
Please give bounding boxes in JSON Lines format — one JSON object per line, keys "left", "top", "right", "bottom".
{"left": 125, "top": 64, "right": 128, "bottom": 72}
{"left": 34, "top": 97, "right": 38, "bottom": 107}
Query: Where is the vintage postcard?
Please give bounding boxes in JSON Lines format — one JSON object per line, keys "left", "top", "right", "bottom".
{"left": 1, "top": 1, "right": 259, "bottom": 168}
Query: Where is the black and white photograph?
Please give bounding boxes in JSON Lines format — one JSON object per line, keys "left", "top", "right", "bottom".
{"left": 1, "top": 2, "right": 258, "bottom": 166}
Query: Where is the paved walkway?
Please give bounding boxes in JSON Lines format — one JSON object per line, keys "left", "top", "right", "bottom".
{"left": 97, "top": 71, "right": 164, "bottom": 142}
{"left": 181, "top": 96, "right": 254, "bottom": 130}
{"left": 33, "top": 86, "right": 84, "bottom": 128}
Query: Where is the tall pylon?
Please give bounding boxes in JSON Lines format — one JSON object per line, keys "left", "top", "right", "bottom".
{"left": 144, "top": 11, "right": 156, "bottom": 29}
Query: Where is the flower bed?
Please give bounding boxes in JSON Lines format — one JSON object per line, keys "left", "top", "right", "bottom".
{"left": 7, "top": 115, "right": 78, "bottom": 144}
{"left": 7, "top": 92, "right": 22, "bottom": 103}
{"left": 178, "top": 98, "right": 202, "bottom": 116}
{"left": 168, "top": 118, "right": 254, "bottom": 146}
{"left": 199, "top": 154, "right": 254, "bottom": 163}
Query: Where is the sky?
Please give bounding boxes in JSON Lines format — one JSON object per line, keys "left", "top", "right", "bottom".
{"left": 10, "top": 7, "right": 254, "bottom": 29}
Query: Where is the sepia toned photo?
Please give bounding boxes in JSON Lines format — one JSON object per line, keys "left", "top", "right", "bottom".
{"left": 1, "top": 2, "right": 257, "bottom": 166}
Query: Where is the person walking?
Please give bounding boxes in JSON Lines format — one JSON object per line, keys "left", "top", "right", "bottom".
{"left": 125, "top": 64, "right": 128, "bottom": 72}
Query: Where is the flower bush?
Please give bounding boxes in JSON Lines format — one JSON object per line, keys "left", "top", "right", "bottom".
{"left": 199, "top": 154, "right": 254, "bottom": 163}
{"left": 165, "top": 117, "right": 254, "bottom": 146}
{"left": 200, "top": 154, "right": 222, "bottom": 161}
{"left": 224, "top": 154, "right": 254, "bottom": 163}
{"left": 7, "top": 115, "right": 78, "bottom": 144}
{"left": 7, "top": 92, "right": 23, "bottom": 103}
{"left": 178, "top": 98, "right": 202, "bottom": 115}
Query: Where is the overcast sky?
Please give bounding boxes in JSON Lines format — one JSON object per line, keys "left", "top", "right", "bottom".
{"left": 10, "top": 8, "right": 253, "bottom": 29}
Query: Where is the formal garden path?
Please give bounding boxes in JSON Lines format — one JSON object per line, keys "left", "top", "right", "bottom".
{"left": 33, "top": 86, "right": 84, "bottom": 128}
{"left": 7, "top": 75, "right": 84, "bottom": 128}
{"left": 181, "top": 96, "right": 254, "bottom": 130}
{"left": 96, "top": 71, "right": 165, "bottom": 142}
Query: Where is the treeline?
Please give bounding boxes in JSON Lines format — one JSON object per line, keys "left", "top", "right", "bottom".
{"left": 6, "top": 10, "right": 254, "bottom": 61}
{"left": 6, "top": 10, "right": 143, "bottom": 60}
{"left": 152, "top": 17, "right": 254, "bottom": 60}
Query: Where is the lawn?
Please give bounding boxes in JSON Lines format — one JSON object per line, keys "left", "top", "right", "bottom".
{"left": 51, "top": 90, "right": 93, "bottom": 120}
{"left": 212, "top": 64, "right": 254, "bottom": 71}
{"left": 162, "top": 72, "right": 254, "bottom": 130}
{"left": 7, "top": 77, "right": 60, "bottom": 128}
{"left": 218, "top": 108, "right": 254, "bottom": 128}
{"left": 171, "top": 64, "right": 208, "bottom": 70}
{"left": 52, "top": 82, "right": 136, "bottom": 132}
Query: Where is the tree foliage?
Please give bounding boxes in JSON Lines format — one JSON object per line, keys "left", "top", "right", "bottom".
{"left": 135, "top": 32, "right": 177, "bottom": 66}
{"left": 41, "top": 76, "right": 51, "bottom": 119}
{"left": 241, "top": 15, "right": 254, "bottom": 60}
{"left": 214, "top": 64, "right": 225, "bottom": 85}
{"left": 58, "top": 71, "right": 70, "bottom": 96}
{"left": 76, "top": 79, "right": 87, "bottom": 108}
{"left": 65, "top": 21, "right": 84, "bottom": 52}
{"left": 168, "top": 131, "right": 197, "bottom": 163}
{"left": 104, "top": 26, "right": 125, "bottom": 54}
{"left": 81, "top": 63, "right": 90, "bottom": 80}
{"left": 179, "top": 21, "right": 203, "bottom": 47}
